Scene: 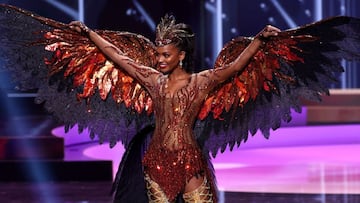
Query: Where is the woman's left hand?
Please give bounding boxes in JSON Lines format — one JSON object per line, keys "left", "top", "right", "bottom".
{"left": 68, "top": 21, "right": 91, "bottom": 35}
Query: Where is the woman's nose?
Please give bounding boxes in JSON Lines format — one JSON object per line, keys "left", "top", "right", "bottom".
{"left": 157, "top": 55, "right": 164, "bottom": 62}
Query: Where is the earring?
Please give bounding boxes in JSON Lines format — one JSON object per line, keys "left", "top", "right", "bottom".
{"left": 179, "top": 60, "right": 183, "bottom": 67}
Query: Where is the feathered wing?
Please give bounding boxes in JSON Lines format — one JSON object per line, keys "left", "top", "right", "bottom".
{"left": 0, "top": 4, "right": 156, "bottom": 147}
{"left": 195, "top": 16, "right": 360, "bottom": 157}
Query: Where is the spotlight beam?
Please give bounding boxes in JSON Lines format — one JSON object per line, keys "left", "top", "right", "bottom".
{"left": 132, "top": 0, "right": 156, "bottom": 31}
{"left": 314, "top": 0, "right": 323, "bottom": 21}
{"left": 205, "top": 0, "right": 223, "bottom": 63}
{"left": 44, "top": 0, "right": 80, "bottom": 20}
{"left": 269, "top": 0, "right": 297, "bottom": 28}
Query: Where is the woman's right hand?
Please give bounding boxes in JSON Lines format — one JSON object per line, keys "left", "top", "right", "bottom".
{"left": 255, "top": 25, "right": 281, "bottom": 41}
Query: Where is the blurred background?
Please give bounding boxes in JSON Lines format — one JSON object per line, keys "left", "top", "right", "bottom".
{"left": 1, "top": 0, "right": 359, "bottom": 134}
{"left": 0, "top": 1, "right": 360, "bottom": 202}
{"left": 1, "top": 0, "right": 360, "bottom": 87}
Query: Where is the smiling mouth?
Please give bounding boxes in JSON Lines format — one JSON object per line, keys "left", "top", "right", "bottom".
{"left": 158, "top": 63, "right": 168, "bottom": 69}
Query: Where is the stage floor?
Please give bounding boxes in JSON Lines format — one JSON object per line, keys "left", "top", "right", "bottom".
{"left": 1, "top": 124, "right": 360, "bottom": 203}
{"left": 52, "top": 124, "right": 360, "bottom": 200}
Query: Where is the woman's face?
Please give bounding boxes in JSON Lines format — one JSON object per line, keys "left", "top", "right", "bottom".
{"left": 156, "top": 43, "right": 185, "bottom": 74}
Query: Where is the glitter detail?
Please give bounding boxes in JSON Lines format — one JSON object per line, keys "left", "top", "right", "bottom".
{"left": 142, "top": 73, "right": 220, "bottom": 201}
{"left": 143, "top": 146, "right": 205, "bottom": 201}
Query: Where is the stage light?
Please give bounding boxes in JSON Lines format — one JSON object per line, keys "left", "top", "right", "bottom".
{"left": 268, "top": 16, "right": 276, "bottom": 24}
{"left": 126, "top": 8, "right": 136, "bottom": 16}
{"left": 340, "top": 5, "right": 346, "bottom": 14}
{"left": 260, "top": 2, "right": 269, "bottom": 12}
{"left": 230, "top": 27, "right": 238, "bottom": 35}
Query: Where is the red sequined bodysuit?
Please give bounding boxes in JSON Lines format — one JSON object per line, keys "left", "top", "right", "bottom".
{"left": 142, "top": 73, "right": 215, "bottom": 201}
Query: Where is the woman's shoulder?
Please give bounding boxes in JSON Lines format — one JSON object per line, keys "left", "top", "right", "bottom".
{"left": 194, "top": 68, "right": 216, "bottom": 79}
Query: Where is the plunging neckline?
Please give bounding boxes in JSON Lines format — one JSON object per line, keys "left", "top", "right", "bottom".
{"left": 163, "top": 74, "right": 193, "bottom": 99}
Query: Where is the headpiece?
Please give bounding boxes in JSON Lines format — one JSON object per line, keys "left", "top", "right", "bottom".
{"left": 155, "top": 14, "right": 194, "bottom": 46}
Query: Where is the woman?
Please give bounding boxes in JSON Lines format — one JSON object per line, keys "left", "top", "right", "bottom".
{"left": 69, "top": 15, "right": 280, "bottom": 202}
{"left": 2, "top": 4, "right": 359, "bottom": 203}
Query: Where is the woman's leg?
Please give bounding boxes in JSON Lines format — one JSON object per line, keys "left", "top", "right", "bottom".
{"left": 144, "top": 174, "right": 174, "bottom": 203}
{"left": 183, "top": 176, "right": 214, "bottom": 203}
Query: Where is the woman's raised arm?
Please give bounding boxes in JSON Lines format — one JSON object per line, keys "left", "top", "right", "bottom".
{"left": 69, "top": 21, "right": 159, "bottom": 88}
{"left": 198, "top": 25, "right": 281, "bottom": 87}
